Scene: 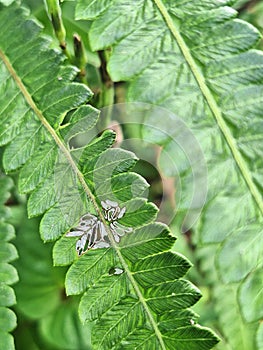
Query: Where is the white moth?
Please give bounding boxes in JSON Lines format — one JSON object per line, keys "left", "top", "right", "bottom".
{"left": 66, "top": 200, "right": 131, "bottom": 256}
{"left": 101, "top": 200, "right": 132, "bottom": 243}
{"left": 65, "top": 213, "right": 110, "bottom": 255}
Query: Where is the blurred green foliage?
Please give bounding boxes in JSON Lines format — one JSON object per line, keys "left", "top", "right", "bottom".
{"left": 236, "top": 0, "right": 263, "bottom": 49}
{"left": 11, "top": 206, "right": 92, "bottom": 350}
{"left": 1, "top": 0, "right": 262, "bottom": 348}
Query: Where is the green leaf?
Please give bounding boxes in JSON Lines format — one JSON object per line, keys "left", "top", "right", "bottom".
{"left": 27, "top": 174, "right": 58, "bottom": 218}
{"left": 0, "top": 3, "right": 219, "bottom": 349}
{"left": 39, "top": 301, "right": 92, "bottom": 350}
{"left": 163, "top": 326, "right": 222, "bottom": 350}
{"left": 3, "top": 119, "right": 42, "bottom": 172}
{"left": 76, "top": 0, "right": 263, "bottom": 347}
{"left": 158, "top": 309, "right": 199, "bottom": 331}
{"left": 13, "top": 214, "right": 92, "bottom": 350}
{"left": 0, "top": 175, "right": 17, "bottom": 349}
{"left": 0, "top": 177, "right": 13, "bottom": 206}
{"left": 0, "top": 307, "right": 16, "bottom": 332}
{"left": 61, "top": 104, "right": 99, "bottom": 142}
{"left": 0, "top": 222, "right": 15, "bottom": 241}
{"left": 216, "top": 224, "right": 263, "bottom": 283}
{"left": 39, "top": 189, "right": 89, "bottom": 241}
{"left": 96, "top": 172, "right": 149, "bottom": 202}
{"left": 0, "top": 332, "right": 15, "bottom": 350}
{"left": 0, "top": 264, "right": 18, "bottom": 287}
{"left": 130, "top": 252, "right": 192, "bottom": 287}
{"left": 18, "top": 142, "right": 57, "bottom": 194}
{"left": 79, "top": 272, "right": 128, "bottom": 322}
{"left": 0, "top": 285, "right": 16, "bottom": 307}
{"left": 0, "top": 0, "right": 15, "bottom": 5}
{"left": 75, "top": 0, "right": 111, "bottom": 20}
{"left": 197, "top": 246, "right": 258, "bottom": 350}
{"left": 238, "top": 267, "right": 263, "bottom": 322}
{"left": 73, "top": 221, "right": 218, "bottom": 349}
{"left": 257, "top": 323, "right": 263, "bottom": 349}
{"left": 13, "top": 217, "right": 64, "bottom": 319}
{"left": 53, "top": 235, "right": 79, "bottom": 266}
{"left": 66, "top": 248, "right": 116, "bottom": 295}
{"left": 0, "top": 243, "right": 18, "bottom": 263}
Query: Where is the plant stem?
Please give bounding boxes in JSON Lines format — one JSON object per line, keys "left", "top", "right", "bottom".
{"left": 73, "top": 34, "right": 88, "bottom": 84}
{"left": 44, "top": 0, "right": 71, "bottom": 60}
{"left": 97, "top": 50, "right": 114, "bottom": 129}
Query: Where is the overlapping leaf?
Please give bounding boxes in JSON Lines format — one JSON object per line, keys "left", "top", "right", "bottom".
{"left": 75, "top": 0, "right": 263, "bottom": 348}
{"left": 0, "top": 3, "right": 218, "bottom": 350}
{"left": 0, "top": 176, "right": 18, "bottom": 350}
{"left": 13, "top": 215, "right": 92, "bottom": 350}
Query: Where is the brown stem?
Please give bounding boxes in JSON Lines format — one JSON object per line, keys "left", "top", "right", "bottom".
{"left": 237, "top": 0, "right": 260, "bottom": 13}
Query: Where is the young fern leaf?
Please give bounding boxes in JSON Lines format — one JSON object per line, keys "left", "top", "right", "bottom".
{"left": 0, "top": 175, "right": 18, "bottom": 350}
{"left": 77, "top": 0, "right": 263, "bottom": 347}
{"left": 0, "top": 3, "right": 219, "bottom": 349}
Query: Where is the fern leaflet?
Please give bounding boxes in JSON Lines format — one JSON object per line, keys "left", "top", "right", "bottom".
{"left": 0, "top": 3, "right": 219, "bottom": 349}
{"left": 0, "top": 175, "right": 18, "bottom": 350}
{"left": 75, "top": 0, "right": 263, "bottom": 348}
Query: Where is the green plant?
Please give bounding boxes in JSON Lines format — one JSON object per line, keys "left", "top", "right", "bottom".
{"left": 0, "top": 176, "right": 18, "bottom": 349}
{"left": 0, "top": 0, "right": 262, "bottom": 349}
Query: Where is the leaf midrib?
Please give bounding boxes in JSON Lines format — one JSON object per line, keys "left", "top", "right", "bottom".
{"left": 153, "top": 0, "right": 263, "bottom": 215}
{"left": 0, "top": 49, "right": 100, "bottom": 212}
{"left": 0, "top": 49, "right": 167, "bottom": 349}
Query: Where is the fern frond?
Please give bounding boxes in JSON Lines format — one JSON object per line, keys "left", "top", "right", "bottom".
{"left": 13, "top": 215, "right": 92, "bottom": 349}
{"left": 0, "top": 3, "right": 219, "bottom": 349}
{"left": 196, "top": 244, "right": 258, "bottom": 350}
{"left": 75, "top": 0, "right": 263, "bottom": 347}
{"left": 0, "top": 175, "right": 18, "bottom": 350}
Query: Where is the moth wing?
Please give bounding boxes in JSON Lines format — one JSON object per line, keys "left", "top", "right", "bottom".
{"left": 80, "top": 213, "right": 97, "bottom": 222}
{"left": 77, "top": 214, "right": 98, "bottom": 230}
{"left": 98, "top": 221, "right": 108, "bottom": 239}
{"left": 101, "top": 199, "right": 118, "bottom": 210}
{"left": 110, "top": 222, "right": 132, "bottom": 242}
{"left": 101, "top": 200, "right": 111, "bottom": 210}
{"left": 106, "top": 199, "right": 118, "bottom": 207}
{"left": 76, "top": 234, "right": 89, "bottom": 255}
{"left": 93, "top": 241, "right": 110, "bottom": 249}
{"left": 118, "top": 206, "right": 126, "bottom": 219}
{"left": 65, "top": 230, "right": 84, "bottom": 237}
